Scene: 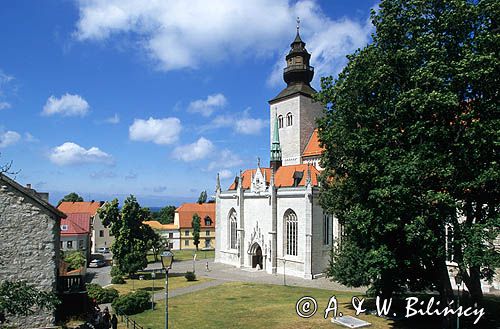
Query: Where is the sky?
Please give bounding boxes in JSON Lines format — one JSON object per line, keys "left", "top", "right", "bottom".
{"left": 0, "top": 0, "right": 376, "bottom": 207}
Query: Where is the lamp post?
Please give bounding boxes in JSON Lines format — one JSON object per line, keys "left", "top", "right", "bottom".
{"left": 151, "top": 271, "right": 156, "bottom": 310}
{"left": 161, "top": 251, "right": 174, "bottom": 329}
{"left": 455, "top": 273, "right": 462, "bottom": 329}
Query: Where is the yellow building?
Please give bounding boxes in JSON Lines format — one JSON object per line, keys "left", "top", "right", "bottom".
{"left": 174, "top": 203, "right": 216, "bottom": 250}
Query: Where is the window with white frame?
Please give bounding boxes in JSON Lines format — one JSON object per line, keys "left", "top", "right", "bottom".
{"left": 67, "top": 241, "right": 73, "bottom": 249}
{"left": 285, "top": 209, "right": 298, "bottom": 256}
{"left": 229, "top": 209, "right": 237, "bottom": 249}
{"left": 61, "top": 224, "right": 68, "bottom": 231}
{"left": 278, "top": 115, "right": 284, "bottom": 128}
{"left": 323, "top": 213, "right": 332, "bottom": 245}
{"left": 286, "top": 112, "right": 293, "bottom": 126}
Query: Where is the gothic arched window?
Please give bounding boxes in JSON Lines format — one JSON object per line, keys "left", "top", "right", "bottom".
{"left": 278, "top": 115, "right": 284, "bottom": 128}
{"left": 284, "top": 209, "right": 298, "bottom": 256}
{"left": 229, "top": 209, "right": 237, "bottom": 249}
{"left": 286, "top": 112, "right": 293, "bottom": 126}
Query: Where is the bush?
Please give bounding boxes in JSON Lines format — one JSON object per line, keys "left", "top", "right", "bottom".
{"left": 184, "top": 271, "right": 196, "bottom": 281}
{"left": 64, "top": 251, "right": 86, "bottom": 271}
{"left": 111, "top": 291, "right": 150, "bottom": 315}
{"left": 110, "top": 266, "right": 124, "bottom": 278}
{"left": 86, "top": 284, "right": 119, "bottom": 304}
{"left": 111, "top": 276, "right": 126, "bottom": 284}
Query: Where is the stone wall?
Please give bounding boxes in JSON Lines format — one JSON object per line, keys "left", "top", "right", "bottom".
{"left": 0, "top": 181, "right": 60, "bottom": 328}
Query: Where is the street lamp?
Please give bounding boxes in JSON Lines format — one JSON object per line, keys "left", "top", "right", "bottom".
{"left": 455, "top": 273, "right": 463, "bottom": 329}
{"left": 161, "top": 251, "right": 174, "bottom": 329}
{"left": 151, "top": 271, "right": 156, "bottom": 310}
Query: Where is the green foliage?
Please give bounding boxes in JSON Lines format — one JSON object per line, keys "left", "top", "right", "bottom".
{"left": 192, "top": 213, "right": 201, "bottom": 250}
{"left": 98, "top": 196, "right": 152, "bottom": 276}
{"left": 111, "top": 290, "right": 150, "bottom": 315}
{"left": 151, "top": 205, "right": 176, "bottom": 224}
{"left": 110, "top": 266, "right": 124, "bottom": 278}
{"left": 316, "top": 0, "right": 499, "bottom": 300}
{"left": 111, "top": 276, "right": 126, "bottom": 284}
{"left": 144, "top": 225, "right": 165, "bottom": 262}
{"left": 64, "top": 251, "right": 86, "bottom": 271}
{"left": 86, "top": 284, "right": 119, "bottom": 304}
{"left": 0, "top": 281, "right": 60, "bottom": 320}
{"left": 197, "top": 190, "right": 207, "bottom": 204}
{"left": 184, "top": 271, "right": 197, "bottom": 281}
{"left": 58, "top": 192, "right": 83, "bottom": 205}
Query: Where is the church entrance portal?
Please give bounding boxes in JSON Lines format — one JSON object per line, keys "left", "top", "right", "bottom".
{"left": 251, "top": 245, "right": 263, "bottom": 269}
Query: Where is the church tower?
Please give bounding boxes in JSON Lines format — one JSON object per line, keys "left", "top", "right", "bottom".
{"left": 269, "top": 18, "right": 323, "bottom": 166}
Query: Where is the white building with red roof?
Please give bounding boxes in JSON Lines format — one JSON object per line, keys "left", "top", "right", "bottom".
{"left": 215, "top": 27, "right": 340, "bottom": 279}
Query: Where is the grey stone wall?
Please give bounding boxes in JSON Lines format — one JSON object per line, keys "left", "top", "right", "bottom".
{"left": 0, "top": 182, "right": 60, "bottom": 328}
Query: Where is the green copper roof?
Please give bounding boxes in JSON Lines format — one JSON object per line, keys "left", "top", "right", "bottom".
{"left": 270, "top": 114, "right": 282, "bottom": 161}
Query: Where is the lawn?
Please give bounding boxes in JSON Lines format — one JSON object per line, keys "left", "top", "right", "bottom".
{"left": 110, "top": 272, "right": 212, "bottom": 296}
{"left": 147, "top": 249, "right": 215, "bottom": 263}
{"left": 125, "top": 282, "right": 499, "bottom": 329}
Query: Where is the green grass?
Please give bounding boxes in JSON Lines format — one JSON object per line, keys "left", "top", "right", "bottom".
{"left": 147, "top": 249, "right": 215, "bottom": 263}
{"left": 126, "top": 282, "right": 500, "bottom": 329}
{"left": 110, "top": 272, "right": 212, "bottom": 296}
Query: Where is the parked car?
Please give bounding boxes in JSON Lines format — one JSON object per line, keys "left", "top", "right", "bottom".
{"left": 89, "top": 259, "right": 106, "bottom": 268}
{"left": 97, "top": 247, "right": 110, "bottom": 254}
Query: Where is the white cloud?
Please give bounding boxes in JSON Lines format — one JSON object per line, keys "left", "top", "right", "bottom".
{"left": 49, "top": 142, "right": 113, "bottom": 166}
{"left": 0, "top": 131, "right": 21, "bottom": 148}
{"left": 42, "top": 93, "right": 90, "bottom": 117}
{"left": 235, "top": 117, "right": 267, "bottom": 135}
{"left": 172, "top": 137, "right": 214, "bottom": 162}
{"left": 104, "top": 113, "right": 120, "bottom": 124}
{"left": 188, "top": 93, "right": 227, "bottom": 117}
{"left": 207, "top": 149, "right": 243, "bottom": 171}
{"left": 0, "top": 102, "right": 11, "bottom": 110}
{"left": 129, "top": 117, "right": 181, "bottom": 144}
{"left": 24, "top": 132, "right": 39, "bottom": 143}
{"left": 204, "top": 109, "right": 267, "bottom": 135}
{"left": 219, "top": 169, "right": 233, "bottom": 180}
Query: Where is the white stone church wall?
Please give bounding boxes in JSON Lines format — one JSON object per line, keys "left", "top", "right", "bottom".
{"left": 215, "top": 193, "right": 239, "bottom": 266}
{"left": 270, "top": 98, "right": 301, "bottom": 165}
{"left": 242, "top": 194, "right": 272, "bottom": 269}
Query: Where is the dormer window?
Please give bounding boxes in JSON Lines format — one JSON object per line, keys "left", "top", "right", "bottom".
{"left": 286, "top": 112, "right": 293, "bottom": 126}
{"left": 61, "top": 224, "right": 68, "bottom": 231}
{"left": 278, "top": 115, "right": 284, "bottom": 128}
{"left": 204, "top": 216, "right": 212, "bottom": 226}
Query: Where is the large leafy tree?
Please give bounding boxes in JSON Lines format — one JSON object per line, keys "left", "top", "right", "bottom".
{"left": 192, "top": 213, "right": 201, "bottom": 250}
{"left": 316, "top": 0, "right": 499, "bottom": 305}
{"left": 0, "top": 281, "right": 60, "bottom": 324}
{"left": 58, "top": 192, "right": 83, "bottom": 205}
{"left": 98, "top": 196, "right": 151, "bottom": 275}
{"left": 197, "top": 190, "right": 207, "bottom": 204}
{"left": 152, "top": 205, "right": 176, "bottom": 224}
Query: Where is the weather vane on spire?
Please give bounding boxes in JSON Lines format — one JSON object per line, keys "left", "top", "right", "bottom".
{"left": 296, "top": 17, "right": 300, "bottom": 33}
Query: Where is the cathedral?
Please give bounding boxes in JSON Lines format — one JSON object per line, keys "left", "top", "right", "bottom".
{"left": 215, "top": 26, "right": 341, "bottom": 279}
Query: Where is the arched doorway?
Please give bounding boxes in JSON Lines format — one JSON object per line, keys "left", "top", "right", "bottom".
{"left": 251, "top": 244, "right": 263, "bottom": 269}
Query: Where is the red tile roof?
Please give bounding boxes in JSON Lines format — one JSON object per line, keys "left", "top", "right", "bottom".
{"left": 229, "top": 164, "right": 320, "bottom": 190}
{"left": 57, "top": 201, "right": 102, "bottom": 215}
{"left": 176, "top": 203, "right": 215, "bottom": 229}
{"left": 60, "top": 213, "right": 91, "bottom": 235}
{"left": 302, "top": 129, "right": 324, "bottom": 157}
{"left": 143, "top": 221, "right": 178, "bottom": 230}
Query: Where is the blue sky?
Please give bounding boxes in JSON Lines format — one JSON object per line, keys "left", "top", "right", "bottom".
{"left": 0, "top": 0, "right": 375, "bottom": 206}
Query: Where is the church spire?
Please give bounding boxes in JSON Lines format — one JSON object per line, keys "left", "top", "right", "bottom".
{"left": 270, "top": 112, "right": 282, "bottom": 172}
{"left": 283, "top": 17, "right": 313, "bottom": 86}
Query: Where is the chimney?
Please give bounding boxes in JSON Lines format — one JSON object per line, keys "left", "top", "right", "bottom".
{"left": 26, "top": 183, "right": 32, "bottom": 189}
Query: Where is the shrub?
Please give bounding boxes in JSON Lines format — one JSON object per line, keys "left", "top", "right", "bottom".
{"left": 86, "top": 284, "right": 119, "bottom": 304}
{"left": 184, "top": 271, "right": 196, "bottom": 281}
{"left": 111, "top": 291, "right": 150, "bottom": 315}
{"left": 64, "top": 251, "right": 86, "bottom": 271}
{"left": 110, "top": 266, "right": 124, "bottom": 278}
{"left": 111, "top": 276, "right": 126, "bottom": 284}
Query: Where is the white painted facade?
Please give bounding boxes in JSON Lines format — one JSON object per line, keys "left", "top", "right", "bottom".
{"left": 158, "top": 229, "right": 181, "bottom": 250}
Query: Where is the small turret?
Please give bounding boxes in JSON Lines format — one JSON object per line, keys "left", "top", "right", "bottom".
{"left": 270, "top": 112, "right": 282, "bottom": 172}
{"left": 283, "top": 17, "right": 314, "bottom": 86}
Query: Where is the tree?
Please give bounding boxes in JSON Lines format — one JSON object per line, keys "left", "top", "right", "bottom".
{"left": 316, "top": 0, "right": 499, "bottom": 307}
{"left": 58, "top": 192, "right": 83, "bottom": 205}
{"left": 152, "top": 205, "right": 176, "bottom": 224}
{"left": 192, "top": 213, "right": 201, "bottom": 250}
{"left": 98, "top": 195, "right": 150, "bottom": 275}
{"left": 0, "top": 281, "right": 60, "bottom": 324}
{"left": 144, "top": 225, "right": 165, "bottom": 262}
{"left": 0, "top": 153, "right": 20, "bottom": 176}
{"left": 63, "top": 251, "right": 86, "bottom": 271}
{"left": 197, "top": 190, "right": 207, "bottom": 204}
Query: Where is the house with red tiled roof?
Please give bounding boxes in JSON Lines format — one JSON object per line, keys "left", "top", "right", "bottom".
{"left": 58, "top": 201, "right": 114, "bottom": 258}
{"left": 174, "top": 203, "right": 215, "bottom": 250}
{"left": 60, "top": 213, "right": 92, "bottom": 261}
{"left": 143, "top": 220, "right": 180, "bottom": 250}
{"left": 215, "top": 28, "right": 340, "bottom": 279}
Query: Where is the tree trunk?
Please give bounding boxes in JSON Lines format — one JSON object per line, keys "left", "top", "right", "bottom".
{"left": 466, "top": 265, "right": 483, "bottom": 303}
{"left": 437, "top": 259, "right": 454, "bottom": 329}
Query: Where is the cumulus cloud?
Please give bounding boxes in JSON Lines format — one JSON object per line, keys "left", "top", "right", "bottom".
{"left": 172, "top": 137, "right": 214, "bottom": 162}
{"left": 219, "top": 169, "right": 234, "bottom": 180}
{"left": 204, "top": 109, "right": 267, "bottom": 135}
{"left": 42, "top": 93, "right": 90, "bottom": 117}
{"left": 0, "top": 131, "right": 21, "bottom": 148}
{"left": 207, "top": 149, "right": 243, "bottom": 171}
{"left": 188, "top": 93, "right": 227, "bottom": 117}
{"left": 129, "top": 117, "right": 182, "bottom": 144}
{"left": 49, "top": 142, "right": 113, "bottom": 166}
